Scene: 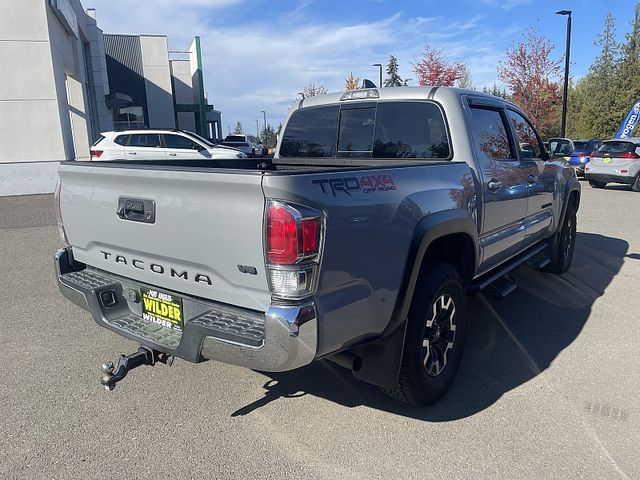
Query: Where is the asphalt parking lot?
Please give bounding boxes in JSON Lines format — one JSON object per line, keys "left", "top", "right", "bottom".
{"left": 1, "top": 183, "right": 639, "bottom": 480}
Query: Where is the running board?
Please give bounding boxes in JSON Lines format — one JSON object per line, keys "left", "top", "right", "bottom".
{"left": 468, "top": 241, "right": 549, "bottom": 296}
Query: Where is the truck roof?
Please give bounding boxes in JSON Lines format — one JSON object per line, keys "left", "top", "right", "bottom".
{"left": 296, "top": 86, "right": 512, "bottom": 110}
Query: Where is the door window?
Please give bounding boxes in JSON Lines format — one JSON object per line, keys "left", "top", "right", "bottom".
{"left": 163, "top": 134, "right": 201, "bottom": 150}
{"left": 507, "top": 110, "right": 543, "bottom": 159}
{"left": 128, "top": 134, "right": 161, "bottom": 148}
{"left": 468, "top": 107, "right": 514, "bottom": 161}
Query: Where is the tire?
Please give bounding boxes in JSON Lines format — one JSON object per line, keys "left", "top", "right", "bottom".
{"left": 632, "top": 174, "right": 640, "bottom": 192}
{"left": 382, "top": 262, "right": 468, "bottom": 406}
{"left": 544, "top": 200, "right": 577, "bottom": 274}
{"left": 589, "top": 180, "right": 606, "bottom": 189}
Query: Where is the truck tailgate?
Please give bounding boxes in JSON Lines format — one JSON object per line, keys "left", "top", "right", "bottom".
{"left": 58, "top": 163, "right": 270, "bottom": 312}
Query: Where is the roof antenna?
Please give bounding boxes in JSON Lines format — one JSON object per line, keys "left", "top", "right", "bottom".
{"left": 361, "top": 79, "right": 377, "bottom": 89}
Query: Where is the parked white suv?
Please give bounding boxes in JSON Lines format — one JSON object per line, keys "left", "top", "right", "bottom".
{"left": 90, "top": 129, "right": 248, "bottom": 161}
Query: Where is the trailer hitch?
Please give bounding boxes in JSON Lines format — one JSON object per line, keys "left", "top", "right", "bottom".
{"left": 100, "top": 346, "right": 174, "bottom": 391}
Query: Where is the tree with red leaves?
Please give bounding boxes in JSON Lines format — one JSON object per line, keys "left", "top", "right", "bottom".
{"left": 413, "top": 45, "right": 465, "bottom": 87}
{"left": 498, "top": 28, "right": 563, "bottom": 137}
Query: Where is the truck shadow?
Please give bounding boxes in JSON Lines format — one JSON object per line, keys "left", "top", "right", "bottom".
{"left": 232, "top": 232, "right": 628, "bottom": 420}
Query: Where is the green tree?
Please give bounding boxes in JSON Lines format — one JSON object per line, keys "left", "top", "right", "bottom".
{"left": 232, "top": 121, "right": 244, "bottom": 134}
{"left": 482, "top": 83, "right": 508, "bottom": 99}
{"left": 613, "top": 4, "right": 640, "bottom": 135}
{"left": 576, "top": 13, "right": 621, "bottom": 138}
{"left": 384, "top": 55, "right": 409, "bottom": 87}
{"left": 260, "top": 123, "right": 278, "bottom": 149}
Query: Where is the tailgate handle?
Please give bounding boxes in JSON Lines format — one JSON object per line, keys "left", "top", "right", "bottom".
{"left": 117, "top": 198, "right": 156, "bottom": 223}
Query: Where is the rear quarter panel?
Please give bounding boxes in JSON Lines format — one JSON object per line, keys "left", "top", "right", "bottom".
{"left": 263, "top": 162, "right": 477, "bottom": 356}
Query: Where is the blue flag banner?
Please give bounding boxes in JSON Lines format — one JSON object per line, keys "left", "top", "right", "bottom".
{"left": 614, "top": 99, "right": 640, "bottom": 139}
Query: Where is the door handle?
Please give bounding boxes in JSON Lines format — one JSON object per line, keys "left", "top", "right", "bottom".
{"left": 527, "top": 174, "right": 538, "bottom": 184}
{"left": 168, "top": 152, "right": 177, "bottom": 156}
{"left": 126, "top": 151, "right": 137, "bottom": 155}
{"left": 487, "top": 179, "right": 502, "bottom": 191}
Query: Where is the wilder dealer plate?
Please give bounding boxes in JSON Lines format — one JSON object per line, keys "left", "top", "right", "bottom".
{"left": 141, "top": 288, "right": 183, "bottom": 331}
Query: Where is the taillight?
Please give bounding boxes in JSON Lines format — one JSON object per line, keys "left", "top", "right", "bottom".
{"left": 54, "top": 180, "right": 69, "bottom": 246}
{"left": 90, "top": 149, "right": 103, "bottom": 159}
{"left": 267, "top": 206, "right": 299, "bottom": 264}
{"left": 577, "top": 152, "right": 589, "bottom": 157}
{"left": 619, "top": 151, "right": 639, "bottom": 158}
{"left": 590, "top": 151, "right": 599, "bottom": 157}
{"left": 265, "top": 200, "right": 323, "bottom": 299}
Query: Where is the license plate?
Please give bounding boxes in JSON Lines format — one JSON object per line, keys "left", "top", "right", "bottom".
{"left": 603, "top": 157, "right": 612, "bottom": 164}
{"left": 141, "top": 288, "right": 183, "bottom": 331}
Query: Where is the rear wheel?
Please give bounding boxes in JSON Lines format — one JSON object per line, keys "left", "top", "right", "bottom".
{"left": 632, "top": 174, "right": 640, "bottom": 192}
{"left": 382, "top": 263, "right": 467, "bottom": 406}
{"left": 589, "top": 180, "right": 607, "bottom": 189}
{"left": 544, "top": 200, "right": 577, "bottom": 274}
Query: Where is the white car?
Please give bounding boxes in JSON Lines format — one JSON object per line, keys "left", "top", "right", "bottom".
{"left": 90, "top": 129, "right": 248, "bottom": 161}
{"left": 585, "top": 138, "right": 640, "bottom": 191}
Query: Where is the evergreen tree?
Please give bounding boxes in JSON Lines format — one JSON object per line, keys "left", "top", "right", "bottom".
{"left": 613, "top": 4, "right": 640, "bottom": 135}
{"left": 384, "top": 55, "right": 409, "bottom": 87}
{"left": 578, "top": 13, "right": 621, "bottom": 138}
{"left": 260, "top": 123, "right": 278, "bottom": 149}
{"left": 232, "top": 121, "right": 244, "bottom": 135}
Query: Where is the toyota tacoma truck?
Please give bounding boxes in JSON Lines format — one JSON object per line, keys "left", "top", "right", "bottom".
{"left": 54, "top": 87, "right": 580, "bottom": 405}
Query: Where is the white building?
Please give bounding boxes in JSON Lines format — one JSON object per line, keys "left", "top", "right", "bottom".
{"left": 1, "top": 0, "right": 111, "bottom": 196}
{"left": 1, "top": 0, "right": 222, "bottom": 197}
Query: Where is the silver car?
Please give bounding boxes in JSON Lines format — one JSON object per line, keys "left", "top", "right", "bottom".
{"left": 221, "top": 134, "right": 266, "bottom": 157}
{"left": 585, "top": 138, "right": 640, "bottom": 191}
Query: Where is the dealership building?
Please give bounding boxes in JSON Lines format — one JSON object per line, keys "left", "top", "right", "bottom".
{"left": 1, "top": 0, "right": 222, "bottom": 196}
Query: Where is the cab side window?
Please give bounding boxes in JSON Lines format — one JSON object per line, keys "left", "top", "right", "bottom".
{"left": 468, "top": 107, "right": 515, "bottom": 162}
{"left": 507, "top": 110, "right": 544, "bottom": 159}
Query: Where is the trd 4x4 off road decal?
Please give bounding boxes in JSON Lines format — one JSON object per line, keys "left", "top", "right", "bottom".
{"left": 312, "top": 175, "right": 396, "bottom": 196}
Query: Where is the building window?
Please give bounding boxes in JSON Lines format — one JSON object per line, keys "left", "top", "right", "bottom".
{"left": 113, "top": 106, "right": 145, "bottom": 130}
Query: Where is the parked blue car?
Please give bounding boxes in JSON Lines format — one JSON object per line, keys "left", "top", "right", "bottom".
{"left": 549, "top": 138, "right": 602, "bottom": 177}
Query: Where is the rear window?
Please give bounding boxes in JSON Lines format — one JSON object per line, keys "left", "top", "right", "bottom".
{"left": 225, "top": 135, "right": 246, "bottom": 142}
{"left": 128, "top": 134, "right": 161, "bottom": 148}
{"left": 596, "top": 141, "right": 636, "bottom": 154}
{"left": 114, "top": 135, "right": 129, "bottom": 146}
{"left": 573, "top": 141, "right": 588, "bottom": 150}
{"left": 280, "top": 101, "right": 450, "bottom": 160}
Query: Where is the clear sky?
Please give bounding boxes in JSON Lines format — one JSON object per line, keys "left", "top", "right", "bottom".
{"left": 92, "top": 0, "right": 639, "bottom": 135}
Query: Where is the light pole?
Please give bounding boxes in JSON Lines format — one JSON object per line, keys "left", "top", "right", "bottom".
{"left": 261, "top": 110, "right": 267, "bottom": 138}
{"left": 556, "top": 9, "right": 572, "bottom": 138}
{"left": 255, "top": 119, "right": 260, "bottom": 138}
{"left": 372, "top": 63, "right": 383, "bottom": 88}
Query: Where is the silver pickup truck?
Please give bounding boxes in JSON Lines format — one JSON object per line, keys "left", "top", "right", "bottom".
{"left": 55, "top": 86, "right": 580, "bottom": 405}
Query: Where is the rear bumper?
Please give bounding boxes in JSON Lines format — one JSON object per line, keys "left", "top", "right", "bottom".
{"left": 55, "top": 247, "right": 317, "bottom": 372}
{"left": 585, "top": 173, "right": 634, "bottom": 185}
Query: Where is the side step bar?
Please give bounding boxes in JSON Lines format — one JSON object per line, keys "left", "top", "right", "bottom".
{"left": 468, "top": 241, "right": 549, "bottom": 298}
